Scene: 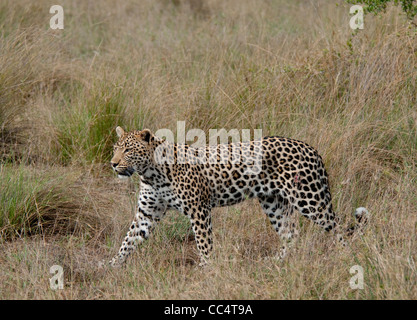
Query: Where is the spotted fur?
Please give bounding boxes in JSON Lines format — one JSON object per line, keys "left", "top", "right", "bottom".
{"left": 108, "top": 126, "right": 369, "bottom": 266}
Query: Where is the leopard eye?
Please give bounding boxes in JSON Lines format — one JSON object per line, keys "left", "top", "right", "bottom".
{"left": 125, "top": 148, "right": 132, "bottom": 153}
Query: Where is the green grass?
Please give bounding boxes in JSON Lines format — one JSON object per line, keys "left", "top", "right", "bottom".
{"left": 55, "top": 83, "right": 128, "bottom": 164}
{"left": 0, "top": 164, "right": 109, "bottom": 240}
{"left": 0, "top": 165, "right": 70, "bottom": 237}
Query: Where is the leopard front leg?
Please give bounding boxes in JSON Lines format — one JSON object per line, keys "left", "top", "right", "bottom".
{"left": 189, "top": 207, "right": 213, "bottom": 267}
{"left": 109, "top": 187, "right": 166, "bottom": 267}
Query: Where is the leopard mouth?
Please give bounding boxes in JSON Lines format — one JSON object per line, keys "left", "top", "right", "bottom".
{"left": 115, "top": 167, "right": 135, "bottom": 178}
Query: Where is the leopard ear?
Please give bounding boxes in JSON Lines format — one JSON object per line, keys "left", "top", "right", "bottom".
{"left": 116, "top": 126, "right": 125, "bottom": 138}
{"left": 139, "top": 129, "right": 153, "bottom": 143}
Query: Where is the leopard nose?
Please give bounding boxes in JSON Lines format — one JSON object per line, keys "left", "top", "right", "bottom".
{"left": 111, "top": 162, "right": 118, "bottom": 169}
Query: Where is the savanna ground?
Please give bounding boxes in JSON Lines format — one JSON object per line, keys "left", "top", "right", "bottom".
{"left": 0, "top": 0, "right": 416, "bottom": 299}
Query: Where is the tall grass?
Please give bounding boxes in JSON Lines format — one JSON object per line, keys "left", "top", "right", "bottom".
{"left": 1, "top": 165, "right": 72, "bottom": 238}
{"left": 55, "top": 83, "right": 128, "bottom": 164}
{"left": 0, "top": 164, "right": 109, "bottom": 240}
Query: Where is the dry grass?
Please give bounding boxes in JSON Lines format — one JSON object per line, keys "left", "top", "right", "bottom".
{"left": 0, "top": 0, "right": 416, "bottom": 299}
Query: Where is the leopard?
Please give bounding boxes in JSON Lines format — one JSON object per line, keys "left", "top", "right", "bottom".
{"left": 108, "top": 126, "right": 369, "bottom": 267}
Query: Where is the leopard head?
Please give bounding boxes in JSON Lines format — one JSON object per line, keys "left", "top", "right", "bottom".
{"left": 110, "top": 126, "right": 155, "bottom": 178}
